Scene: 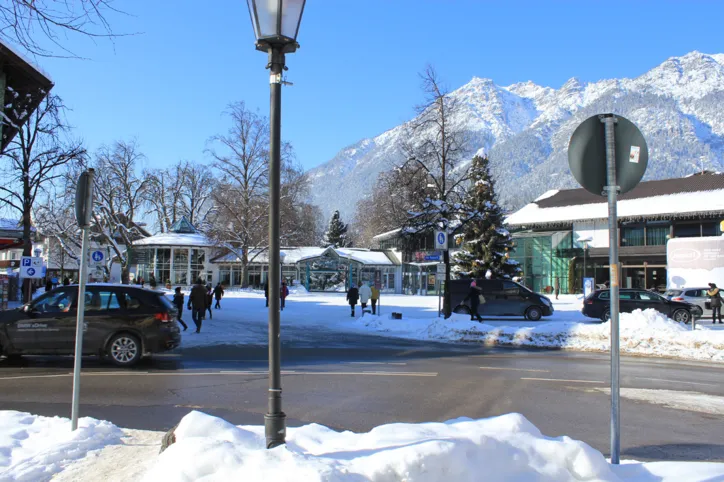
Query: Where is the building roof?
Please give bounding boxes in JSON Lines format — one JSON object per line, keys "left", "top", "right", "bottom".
{"left": 1, "top": 40, "right": 54, "bottom": 153}
{"left": 506, "top": 172, "right": 724, "bottom": 227}
{"left": 211, "top": 246, "right": 396, "bottom": 266}
{"left": 134, "top": 232, "right": 214, "bottom": 248}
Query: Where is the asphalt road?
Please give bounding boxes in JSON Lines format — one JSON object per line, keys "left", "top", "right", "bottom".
{"left": 1, "top": 332, "right": 723, "bottom": 462}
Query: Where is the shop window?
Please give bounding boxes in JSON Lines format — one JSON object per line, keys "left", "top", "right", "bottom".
{"left": 674, "top": 223, "right": 700, "bottom": 238}
{"left": 621, "top": 227, "right": 644, "bottom": 247}
{"left": 646, "top": 226, "right": 668, "bottom": 246}
{"left": 702, "top": 222, "right": 718, "bottom": 237}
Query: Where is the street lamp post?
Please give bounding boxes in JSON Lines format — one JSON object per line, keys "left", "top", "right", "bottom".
{"left": 246, "top": 0, "right": 306, "bottom": 449}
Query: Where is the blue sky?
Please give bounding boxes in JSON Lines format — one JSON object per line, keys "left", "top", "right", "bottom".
{"left": 35, "top": 0, "right": 724, "bottom": 172}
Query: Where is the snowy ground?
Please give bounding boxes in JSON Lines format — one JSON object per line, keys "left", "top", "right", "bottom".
{"left": 172, "top": 291, "right": 724, "bottom": 363}
{"left": 2, "top": 409, "right": 724, "bottom": 482}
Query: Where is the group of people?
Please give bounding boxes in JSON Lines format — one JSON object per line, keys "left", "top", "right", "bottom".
{"left": 345, "top": 282, "right": 380, "bottom": 317}
{"left": 172, "top": 279, "right": 225, "bottom": 333}
{"left": 264, "top": 280, "right": 290, "bottom": 310}
{"left": 135, "top": 273, "right": 158, "bottom": 289}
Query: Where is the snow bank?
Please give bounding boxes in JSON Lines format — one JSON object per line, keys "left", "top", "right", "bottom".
{"left": 0, "top": 411, "right": 123, "bottom": 481}
{"left": 144, "top": 411, "right": 618, "bottom": 481}
{"left": 355, "top": 309, "right": 724, "bottom": 362}
{"left": 143, "top": 411, "right": 724, "bottom": 482}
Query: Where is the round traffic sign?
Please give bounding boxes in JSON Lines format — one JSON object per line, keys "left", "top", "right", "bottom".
{"left": 437, "top": 232, "right": 446, "bottom": 245}
{"left": 92, "top": 251, "right": 104, "bottom": 262}
{"left": 568, "top": 114, "right": 648, "bottom": 196}
{"left": 27, "top": 267, "right": 36, "bottom": 276}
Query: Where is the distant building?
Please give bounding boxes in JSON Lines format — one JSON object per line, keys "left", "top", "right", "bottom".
{"left": 504, "top": 172, "right": 724, "bottom": 294}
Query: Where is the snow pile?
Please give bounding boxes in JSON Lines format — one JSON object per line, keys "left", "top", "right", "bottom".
{"left": 365, "top": 309, "right": 724, "bottom": 362}
{"left": 144, "top": 411, "right": 619, "bottom": 481}
{"left": 0, "top": 411, "right": 123, "bottom": 481}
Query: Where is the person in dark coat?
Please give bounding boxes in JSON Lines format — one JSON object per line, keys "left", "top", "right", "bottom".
{"left": 707, "top": 283, "right": 722, "bottom": 324}
{"left": 45, "top": 279, "right": 53, "bottom": 293}
{"left": 464, "top": 280, "right": 484, "bottom": 322}
{"left": 188, "top": 278, "right": 207, "bottom": 333}
{"left": 204, "top": 283, "right": 213, "bottom": 320}
{"left": 264, "top": 281, "right": 269, "bottom": 307}
{"left": 280, "top": 281, "right": 289, "bottom": 311}
{"left": 63, "top": 276, "right": 70, "bottom": 286}
{"left": 213, "top": 283, "right": 224, "bottom": 309}
{"left": 149, "top": 274, "right": 157, "bottom": 289}
{"left": 346, "top": 283, "right": 359, "bottom": 317}
{"left": 173, "top": 287, "right": 188, "bottom": 331}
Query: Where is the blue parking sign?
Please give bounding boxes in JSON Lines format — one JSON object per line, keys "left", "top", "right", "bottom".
{"left": 22, "top": 258, "right": 31, "bottom": 267}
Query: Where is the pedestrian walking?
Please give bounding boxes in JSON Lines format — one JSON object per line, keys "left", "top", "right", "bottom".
{"left": 173, "top": 287, "right": 188, "bottom": 331}
{"left": 188, "top": 278, "right": 207, "bottom": 333}
{"left": 554, "top": 278, "right": 560, "bottom": 300}
{"left": 205, "top": 283, "right": 213, "bottom": 320}
{"left": 45, "top": 278, "right": 52, "bottom": 293}
{"left": 280, "top": 281, "right": 289, "bottom": 311}
{"left": 707, "top": 283, "right": 723, "bottom": 324}
{"left": 264, "top": 281, "right": 269, "bottom": 307}
{"left": 464, "top": 280, "right": 484, "bottom": 322}
{"left": 149, "top": 274, "right": 157, "bottom": 289}
{"left": 359, "top": 282, "right": 372, "bottom": 313}
{"left": 63, "top": 276, "right": 70, "bottom": 286}
{"left": 346, "top": 283, "right": 359, "bottom": 317}
{"left": 213, "top": 283, "right": 224, "bottom": 309}
{"left": 370, "top": 284, "right": 380, "bottom": 315}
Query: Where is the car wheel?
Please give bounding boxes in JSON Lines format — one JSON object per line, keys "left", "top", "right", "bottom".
{"left": 453, "top": 305, "right": 471, "bottom": 315}
{"left": 602, "top": 310, "right": 611, "bottom": 322}
{"left": 526, "top": 306, "right": 542, "bottom": 321}
{"left": 673, "top": 309, "right": 691, "bottom": 324}
{"left": 107, "top": 333, "right": 142, "bottom": 367}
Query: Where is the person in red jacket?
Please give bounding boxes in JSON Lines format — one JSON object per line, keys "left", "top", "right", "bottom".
{"left": 280, "top": 281, "right": 289, "bottom": 311}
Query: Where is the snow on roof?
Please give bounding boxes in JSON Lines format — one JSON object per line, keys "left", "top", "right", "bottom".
{"left": 214, "top": 247, "right": 394, "bottom": 265}
{"left": 134, "top": 232, "right": 214, "bottom": 248}
{"left": 0, "top": 219, "right": 21, "bottom": 230}
{"left": 372, "top": 228, "right": 402, "bottom": 241}
{"left": 534, "top": 189, "right": 559, "bottom": 202}
{"left": 506, "top": 189, "right": 724, "bottom": 226}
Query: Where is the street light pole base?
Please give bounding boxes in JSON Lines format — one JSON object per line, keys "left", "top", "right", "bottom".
{"left": 264, "top": 412, "right": 287, "bottom": 448}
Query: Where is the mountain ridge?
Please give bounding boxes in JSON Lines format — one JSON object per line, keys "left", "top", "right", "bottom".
{"left": 307, "top": 51, "right": 724, "bottom": 221}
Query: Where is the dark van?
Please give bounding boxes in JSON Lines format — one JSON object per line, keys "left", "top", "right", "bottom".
{"left": 450, "top": 279, "right": 554, "bottom": 321}
{"left": 0, "top": 284, "right": 181, "bottom": 367}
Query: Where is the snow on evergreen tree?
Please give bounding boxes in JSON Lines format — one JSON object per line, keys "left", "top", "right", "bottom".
{"left": 454, "top": 155, "right": 520, "bottom": 279}
{"left": 321, "top": 210, "right": 351, "bottom": 248}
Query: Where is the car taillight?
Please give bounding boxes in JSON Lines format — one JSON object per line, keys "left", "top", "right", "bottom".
{"left": 586, "top": 299, "right": 594, "bottom": 305}
{"left": 154, "top": 312, "right": 171, "bottom": 322}
{"left": 672, "top": 297, "right": 684, "bottom": 301}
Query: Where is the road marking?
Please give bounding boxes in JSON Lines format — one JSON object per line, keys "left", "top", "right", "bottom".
{"left": 0, "top": 373, "right": 72, "bottom": 380}
{"left": 479, "top": 367, "right": 550, "bottom": 373}
{"left": 349, "top": 362, "right": 408, "bottom": 366}
{"left": 634, "top": 377, "right": 717, "bottom": 387}
{"left": 521, "top": 377, "right": 605, "bottom": 384}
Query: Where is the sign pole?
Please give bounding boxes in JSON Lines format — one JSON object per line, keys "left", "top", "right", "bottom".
{"left": 71, "top": 169, "right": 94, "bottom": 431}
{"left": 601, "top": 115, "right": 620, "bottom": 464}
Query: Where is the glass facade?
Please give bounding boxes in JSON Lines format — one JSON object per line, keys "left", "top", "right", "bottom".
{"left": 646, "top": 226, "right": 668, "bottom": 246}
{"left": 621, "top": 226, "right": 644, "bottom": 247}
{"left": 156, "top": 248, "right": 171, "bottom": 285}
{"left": 510, "top": 232, "right": 573, "bottom": 294}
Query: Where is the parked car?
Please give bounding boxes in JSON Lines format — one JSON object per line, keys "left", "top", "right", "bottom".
{"left": 0, "top": 284, "right": 181, "bottom": 367}
{"left": 582, "top": 288, "right": 703, "bottom": 323}
{"left": 450, "top": 279, "right": 554, "bottom": 321}
{"left": 664, "top": 287, "right": 712, "bottom": 317}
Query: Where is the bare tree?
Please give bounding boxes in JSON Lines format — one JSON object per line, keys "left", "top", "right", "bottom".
{"left": 0, "top": 0, "right": 126, "bottom": 57}
{"left": 181, "top": 162, "right": 214, "bottom": 228}
{"left": 401, "top": 66, "right": 476, "bottom": 317}
{"left": 91, "top": 140, "right": 149, "bottom": 283}
{"left": 144, "top": 163, "right": 185, "bottom": 233}
{"left": 0, "top": 94, "right": 85, "bottom": 300}
{"left": 34, "top": 194, "right": 81, "bottom": 274}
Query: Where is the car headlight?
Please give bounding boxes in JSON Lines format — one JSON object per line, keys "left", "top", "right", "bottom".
{"left": 541, "top": 298, "right": 552, "bottom": 307}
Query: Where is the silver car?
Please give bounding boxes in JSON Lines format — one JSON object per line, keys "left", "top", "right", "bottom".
{"left": 664, "top": 287, "right": 712, "bottom": 317}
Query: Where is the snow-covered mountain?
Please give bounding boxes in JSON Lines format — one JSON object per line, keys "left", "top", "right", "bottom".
{"left": 307, "top": 51, "right": 724, "bottom": 221}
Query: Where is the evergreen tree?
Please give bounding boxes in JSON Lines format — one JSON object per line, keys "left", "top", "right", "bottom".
{"left": 321, "top": 210, "right": 351, "bottom": 248}
{"left": 454, "top": 155, "right": 520, "bottom": 279}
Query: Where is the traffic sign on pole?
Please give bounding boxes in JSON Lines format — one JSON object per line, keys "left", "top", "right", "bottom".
{"left": 568, "top": 113, "right": 648, "bottom": 466}
{"left": 20, "top": 256, "right": 43, "bottom": 278}
{"left": 434, "top": 231, "right": 448, "bottom": 250}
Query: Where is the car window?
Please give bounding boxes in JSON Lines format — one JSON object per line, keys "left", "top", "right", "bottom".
{"left": 502, "top": 281, "right": 520, "bottom": 296}
{"left": 85, "top": 290, "right": 120, "bottom": 312}
{"left": 665, "top": 290, "right": 682, "bottom": 297}
{"left": 33, "top": 290, "right": 75, "bottom": 313}
{"left": 685, "top": 289, "right": 705, "bottom": 298}
{"left": 620, "top": 292, "right": 636, "bottom": 300}
{"left": 157, "top": 295, "right": 175, "bottom": 311}
{"left": 598, "top": 292, "right": 609, "bottom": 300}
{"left": 118, "top": 291, "right": 144, "bottom": 310}
{"left": 637, "top": 292, "right": 661, "bottom": 301}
